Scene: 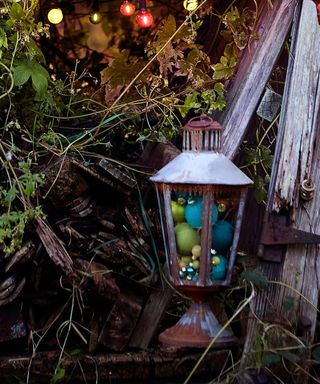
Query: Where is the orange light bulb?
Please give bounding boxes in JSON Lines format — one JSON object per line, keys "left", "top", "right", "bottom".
{"left": 120, "top": 1, "right": 136, "bottom": 16}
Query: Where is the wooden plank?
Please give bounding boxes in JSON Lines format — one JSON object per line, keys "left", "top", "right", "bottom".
{"left": 218, "top": 0, "right": 299, "bottom": 160}
{"left": 271, "top": 0, "right": 320, "bottom": 212}
{"left": 242, "top": 2, "right": 320, "bottom": 379}
{"left": 0, "top": 349, "right": 228, "bottom": 382}
{"left": 128, "top": 283, "right": 173, "bottom": 349}
{"left": 99, "top": 292, "right": 143, "bottom": 351}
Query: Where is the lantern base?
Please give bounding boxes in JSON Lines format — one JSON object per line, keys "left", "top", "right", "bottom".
{"left": 159, "top": 302, "right": 238, "bottom": 348}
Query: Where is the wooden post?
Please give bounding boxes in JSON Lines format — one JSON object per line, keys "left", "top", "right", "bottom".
{"left": 242, "top": 1, "right": 320, "bottom": 380}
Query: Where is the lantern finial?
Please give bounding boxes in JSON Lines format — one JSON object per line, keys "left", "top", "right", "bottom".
{"left": 183, "top": 115, "right": 222, "bottom": 153}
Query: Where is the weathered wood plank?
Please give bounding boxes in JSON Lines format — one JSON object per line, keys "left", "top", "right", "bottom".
{"left": 128, "top": 283, "right": 173, "bottom": 349}
{"left": 271, "top": 0, "right": 320, "bottom": 212}
{"left": 243, "top": 1, "right": 320, "bottom": 379}
{"left": 218, "top": 0, "right": 299, "bottom": 160}
{"left": 0, "top": 349, "right": 228, "bottom": 381}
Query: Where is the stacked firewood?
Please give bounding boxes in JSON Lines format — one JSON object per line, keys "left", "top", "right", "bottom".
{"left": 0, "top": 143, "right": 180, "bottom": 354}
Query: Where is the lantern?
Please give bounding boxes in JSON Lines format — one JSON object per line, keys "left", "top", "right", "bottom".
{"left": 150, "top": 116, "right": 253, "bottom": 348}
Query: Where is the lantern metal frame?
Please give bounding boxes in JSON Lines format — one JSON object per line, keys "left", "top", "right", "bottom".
{"left": 150, "top": 115, "right": 253, "bottom": 348}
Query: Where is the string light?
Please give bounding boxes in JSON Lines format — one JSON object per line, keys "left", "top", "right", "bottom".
{"left": 120, "top": 1, "right": 136, "bottom": 16}
{"left": 89, "top": 10, "right": 102, "bottom": 23}
{"left": 89, "top": 1, "right": 102, "bottom": 24}
{"left": 183, "top": 0, "right": 198, "bottom": 11}
{"left": 47, "top": 7, "right": 64, "bottom": 24}
{"left": 136, "top": 0, "right": 153, "bottom": 28}
{"left": 136, "top": 9, "right": 153, "bottom": 27}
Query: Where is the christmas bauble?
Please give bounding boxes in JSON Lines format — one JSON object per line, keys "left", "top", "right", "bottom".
{"left": 185, "top": 197, "right": 218, "bottom": 229}
{"left": 210, "top": 255, "right": 227, "bottom": 280}
{"left": 174, "top": 223, "right": 200, "bottom": 255}
{"left": 191, "top": 244, "right": 201, "bottom": 259}
{"left": 171, "top": 200, "right": 185, "bottom": 223}
{"left": 212, "top": 220, "right": 234, "bottom": 254}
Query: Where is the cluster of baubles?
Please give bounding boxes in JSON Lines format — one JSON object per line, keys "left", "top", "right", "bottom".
{"left": 120, "top": 0, "right": 153, "bottom": 28}
{"left": 171, "top": 193, "right": 234, "bottom": 282}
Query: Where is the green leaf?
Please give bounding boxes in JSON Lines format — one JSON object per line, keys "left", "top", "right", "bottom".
{"left": 0, "top": 28, "right": 8, "bottom": 49}
{"left": 156, "top": 15, "right": 176, "bottom": 48}
{"left": 178, "top": 91, "right": 200, "bottom": 117}
{"left": 50, "top": 365, "right": 65, "bottom": 384}
{"left": 9, "top": 2, "right": 24, "bottom": 20}
{"left": 13, "top": 63, "right": 31, "bottom": 86}
{"left": 253, "top": 174, "right": 267, "bottom": 203}
{"left": 5, "top": 186, "right": 18, "bottom": 204}
{"left": 13, "top": 60, "right": 49, "bottom": 96}
{"left": 262, "top": 352, "right": 281, "bottom": 366}
{"left": 241, "top": 267, "right": 268, "bottom": 288}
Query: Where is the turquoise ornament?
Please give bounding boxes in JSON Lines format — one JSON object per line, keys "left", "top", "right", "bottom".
{"left": 185, "top": 196, "right": 218, "bottom": 229}
{"left": 210, "top": 255, "right": 227, "bottom": 280}
{"left": 212, "top": 220, "right": 234, "bottom": 254}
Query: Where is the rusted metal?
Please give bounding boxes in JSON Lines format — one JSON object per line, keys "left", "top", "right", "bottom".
{"left": 159, "top": 303, "right": 237, "bottom": 348}
{"left": 260, "top": 220, "right": 320, "bottom": 245}
{"left": 299, "top": 179, "right": 315, "bottom": 201}
{"left": 151, "top": 116, "right": 252, "bottom": 347}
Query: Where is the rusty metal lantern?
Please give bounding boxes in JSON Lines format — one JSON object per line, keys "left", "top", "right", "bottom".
{"left": 150, "top": 115, "right": 253, "bottom": 348}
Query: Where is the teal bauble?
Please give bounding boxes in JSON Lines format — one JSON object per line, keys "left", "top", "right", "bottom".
{"left": 212, "top": 220, "right": 234, "bottom": 254}
{"left": 210, "top": 255, "right": 227, "bottom": 281}
{"left": 185, "top": 197, "right": 218, "bottom": 229}
{"left": 174, "top": 223, "right": 200, "bottom": 255}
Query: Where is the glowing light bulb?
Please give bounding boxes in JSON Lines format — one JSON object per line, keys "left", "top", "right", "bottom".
{"left": 47, "top": 8, "right": 63, "bottom": 24}
{"left": 120, "top": 1, "right": 136, "bottom": 16}
{"left": 183, "top": 0, "right": 198, "bottom": 11}
{"left": 136, "top": 10, "right": 153, "bottom": 28}
{"left": 89, "top": 10, "right": 102, "bottom": 24}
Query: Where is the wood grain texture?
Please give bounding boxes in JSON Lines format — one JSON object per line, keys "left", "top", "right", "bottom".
{"left": 218, "top": 0, "right": 299, "bottom": 160}
{"left": 272, "top": 0, "right": 320, "bottom": 212}
{"left": 243, "top": 1, "right": 320, "bottom": 376}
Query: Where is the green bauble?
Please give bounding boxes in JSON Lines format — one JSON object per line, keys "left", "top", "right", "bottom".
{"left": 171, "top": 200, "right": 185, "bottom": 223}
{"left": 174, "top": 223, "right": 200, "bottom": 255}
{"left": 212, "top": 220, "right": 234, "bottom": 254}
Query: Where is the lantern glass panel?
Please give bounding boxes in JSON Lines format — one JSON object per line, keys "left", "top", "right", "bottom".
{"left": 163, "top": 186, "right": 242, "bottom": 287}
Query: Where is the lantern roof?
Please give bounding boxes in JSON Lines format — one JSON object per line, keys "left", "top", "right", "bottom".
{"left": 151, "top": 116, "right": 253, "bottom": 186}
{"left": 150, "top": 152, "right": 253, "bottom": 186}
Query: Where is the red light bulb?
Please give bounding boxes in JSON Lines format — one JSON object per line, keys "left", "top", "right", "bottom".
{"left": 120, "top": 1, "right": 136, "bottom": 16}
{"left": 136, "top": 9, "right": 153, "bottom": 28}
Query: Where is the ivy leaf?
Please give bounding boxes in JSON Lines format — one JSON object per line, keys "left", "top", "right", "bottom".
{"left": 241, "top": 267, "right": 268, "bottom": 288}
{"left": 156, "top": 15, "right": 176, "bottom": 49}
{"left": 178, "top": 91, "right": 200, "bottom": 117}
{"left": 253, "top": 174, "right": 267, "bottom": 203}
{"left": 259, "top": 145, "right": 273, "bottom": 169}
{"left": 100, "top": 50, "right": 147, "bottom": 87}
